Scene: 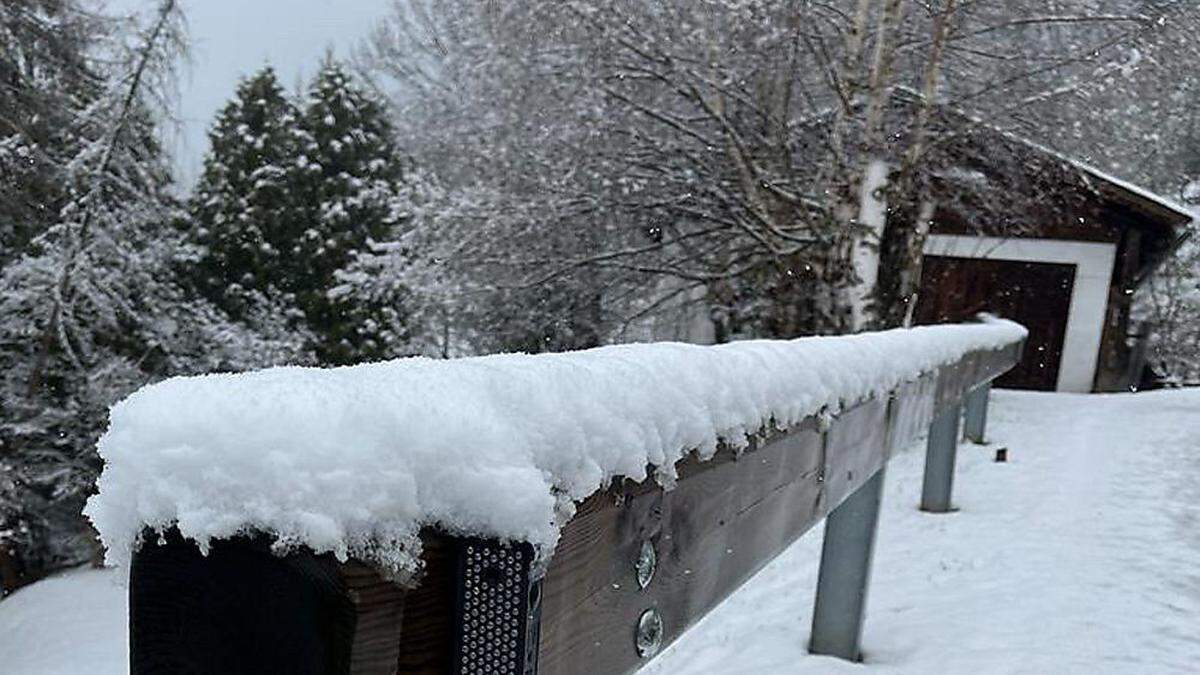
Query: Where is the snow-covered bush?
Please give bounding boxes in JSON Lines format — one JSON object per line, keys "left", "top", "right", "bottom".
{"left": 1144, "top": 232, "right": 1200, "bottom": 385}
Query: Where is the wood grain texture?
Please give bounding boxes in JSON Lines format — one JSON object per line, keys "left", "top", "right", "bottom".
{"left": 934, "top": 342, "right": 1022, "bottom": 416}
{"left": 532, "top": 342, "right": 1021, "bottom": 675}
{"left": 341, "top": 561, "right": 406, "bottom": 675}
{"left": 392, "top": 534, "right": 456, "bottom": 674}
{"left": 823, "top": 398, "right": 889, "bottom": 512}
{"left": 887, "top": 373, "right": 937, "bottom": 454}
{"left": 536, "top": 420, "right": 825, "bottom": 675}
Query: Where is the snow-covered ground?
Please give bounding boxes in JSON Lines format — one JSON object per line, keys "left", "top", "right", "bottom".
{"left": 646, "top": 389, "right": 1200, "bottom": 674}
{"left": 0, "top": 566, "right": 127, "bottom": 675}
{"left": 1, "top": 389, "right": 1198, "bottom": 674}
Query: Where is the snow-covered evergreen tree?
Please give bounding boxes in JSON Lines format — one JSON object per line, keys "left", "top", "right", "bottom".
{"left": 0, "top": 0, "right": 106, "bottom": 265}
{"left": 330, "top": 172, "right": 479, "bottom": 360}
{"left": 296, "top": 59, "right": 415, "bottom": 363}
{"left": 189, "top": 66, "right": 312, "bottom": 324}
{"left": 1, "top": 2, "right": 306, "bottom": 590}
{"left": 189, "top": 60, "right": 418, "bottom": 364}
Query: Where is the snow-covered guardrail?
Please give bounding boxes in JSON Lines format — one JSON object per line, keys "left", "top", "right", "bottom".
{"left": 87, "top": 317, "right": 1025, "bottom": 675}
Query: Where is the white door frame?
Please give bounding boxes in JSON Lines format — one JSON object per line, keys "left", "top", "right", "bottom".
{"left": 923, "top": 234, "right": 1117, "bottom": 393}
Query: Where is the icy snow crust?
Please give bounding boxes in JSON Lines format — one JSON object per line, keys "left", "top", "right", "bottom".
{"left": 86, "top": 319, "right": 1026, "bottom": 578}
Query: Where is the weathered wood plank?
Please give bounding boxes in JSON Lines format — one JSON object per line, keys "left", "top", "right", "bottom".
{"left": 537, "top": 421, "right": 825, "bottom": 675}
{"left": 126, "top": 339, "right": 1024, "bottom": 675}
{"left": 887, "top": 372, "right": 937, "bottom": 454}
{"left": 823, "top": 398, "right": 889, "bottom": 512}
{"left": 341, "top": 561, "right": 406, "bottom": 675}
{"left": 393, "top": 535, "right": 456, "bottom": 673}
{"left": 534, "top": 342, "right": 1021, "bottom": 674}
{"left": 934, "top": 341, "right": 1021, "bottom": 416}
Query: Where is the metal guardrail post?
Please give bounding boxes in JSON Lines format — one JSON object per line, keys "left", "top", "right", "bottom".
{"left": 920, "top": 403, "right": 961, "bottom": 513}
{"left": 962, "top": 383, "right": 990, "bottom": 444}
{"left": 809, "top": 467, "right": 886, "bottom": 661}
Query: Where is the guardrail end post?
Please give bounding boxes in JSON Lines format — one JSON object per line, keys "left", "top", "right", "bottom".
{"left": 962, "top": 383, "right": 990, "bottom": 444}
{"left": 921, "top": 403, "right": 961, "bottom": 513}
{"left": 809, "top": 467, "right": 886, "bottom": 662}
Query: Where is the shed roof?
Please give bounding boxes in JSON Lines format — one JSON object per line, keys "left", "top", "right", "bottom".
{"left": 889, "top": 88, "right": 1195, "bottom": 277}
{"left": 996, "top": 128, "right": 1195, "bottom": 244}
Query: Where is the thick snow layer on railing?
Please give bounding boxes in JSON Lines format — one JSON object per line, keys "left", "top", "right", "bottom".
{"left": 86, "top": 318, "right": 1026, "bottom": 579}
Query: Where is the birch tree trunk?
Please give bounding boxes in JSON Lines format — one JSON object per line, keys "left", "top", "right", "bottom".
{"left": 876, "top": 0, "right": 959, "bottom": 330}
{"left": 843, "top": 0, "right": 905, "bottom": 332}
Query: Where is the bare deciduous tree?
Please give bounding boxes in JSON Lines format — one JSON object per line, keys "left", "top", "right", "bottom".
{"left": 359, "top": 0, "right": 1197, "bottom": 344}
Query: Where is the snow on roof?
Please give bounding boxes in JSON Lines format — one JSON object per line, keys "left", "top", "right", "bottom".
{"left": 85, "top": 318, "right": 1027, "bottom": 579}
{"left": 890, "top": 86, "right": 1197, "bottom": 228}
{"left": 1070, "top": 158, "right": 1198, "bottom": 226}
{"left": 1010, "top": 135, "right": 1197, "bottom": 227}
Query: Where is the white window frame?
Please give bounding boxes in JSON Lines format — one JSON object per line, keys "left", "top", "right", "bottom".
{"left": 923, "top": 234, "right": 1118, "bottom": 393}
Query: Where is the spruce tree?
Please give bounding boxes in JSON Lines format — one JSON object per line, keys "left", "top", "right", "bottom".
{"left": 190, "top": 66, "right": 311, "bottom": 320}
{"left": 189, "top": 60, "right": 416, "bottom": 364}
{"left": 297, "top": 58, "right": 414, "bottom": 363}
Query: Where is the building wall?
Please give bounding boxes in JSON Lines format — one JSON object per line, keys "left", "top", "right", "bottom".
{"left": 1094, "top": 227, "right": 1142, "bottom": 392}
{"left": 923, "top": 235, "right": 1118, "bottom": 393}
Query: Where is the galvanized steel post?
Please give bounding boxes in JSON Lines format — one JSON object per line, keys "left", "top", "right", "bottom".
{"left": 809, "top": 467, "right": 886, "bottom": 661}
{"left": 962, "top": 383, "right": 990, "bottom": 444}
{"left": 920, "top": 403, "right": 961, "bottom": 513}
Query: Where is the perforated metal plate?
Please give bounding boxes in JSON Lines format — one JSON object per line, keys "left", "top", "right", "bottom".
{"left": 453, "top": 538, "right": 542, "bottom": 675}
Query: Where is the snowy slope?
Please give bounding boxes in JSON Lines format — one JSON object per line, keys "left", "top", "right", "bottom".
{"left": 0, "top": 567, "right": 127, "bottom": 675}
{"left": 645, "top": 389, "right": 1200, "bottom": 674}
{"left": 3, "top": 389, "right": 1198, "bottom": 674}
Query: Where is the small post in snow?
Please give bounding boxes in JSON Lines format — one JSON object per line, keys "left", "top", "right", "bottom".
{"left": 962, "top": 383, "right": 990, "bottom": 444}
{"left": 920, "top": 403, "right": 961, "bottom": 513}
{"left": 809, "top": 467, "right": 886, "bottom": 662}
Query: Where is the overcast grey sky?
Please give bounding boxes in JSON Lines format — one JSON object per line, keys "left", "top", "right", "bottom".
{"left": 109, "top": 0, "right": 393, "bottom": 187}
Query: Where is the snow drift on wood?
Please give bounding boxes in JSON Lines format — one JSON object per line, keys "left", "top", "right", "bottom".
{"left": 85, "top": 318, "right": 1026, "bottom": 579}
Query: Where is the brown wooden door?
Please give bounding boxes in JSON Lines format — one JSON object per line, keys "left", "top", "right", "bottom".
{"left": 916, "top": 255, "right": 1076, "bottom": 391}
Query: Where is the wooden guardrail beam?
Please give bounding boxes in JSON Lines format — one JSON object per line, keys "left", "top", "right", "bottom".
{"left": 127, "top": 335, "right": 1024, "bottom": 675}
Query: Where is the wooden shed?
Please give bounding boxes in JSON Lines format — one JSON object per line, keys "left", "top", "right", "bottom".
{"left": 915, "top": 149, "right": 1193, "bottom": 393}
{"left": 659, "top": 92, "right": 1192, "bottom": 393}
